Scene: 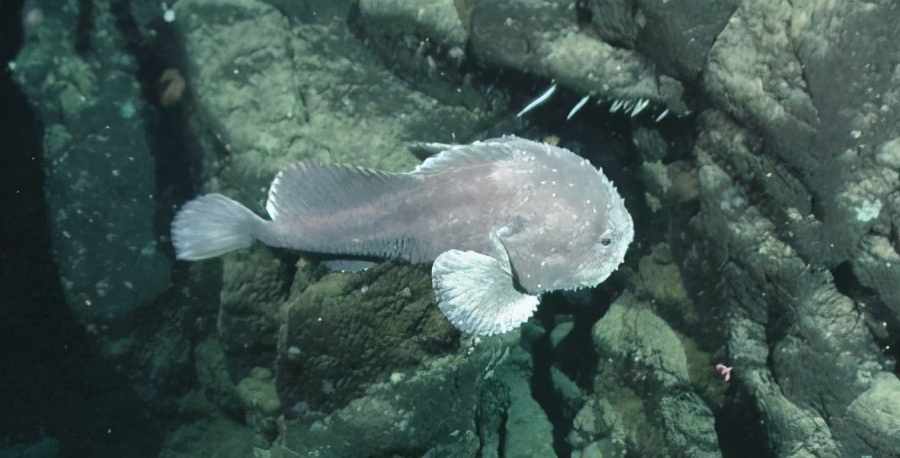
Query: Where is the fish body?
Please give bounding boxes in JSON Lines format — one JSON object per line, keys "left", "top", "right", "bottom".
{"left": 172, "top": 135, "right": 633, "bottom": 335}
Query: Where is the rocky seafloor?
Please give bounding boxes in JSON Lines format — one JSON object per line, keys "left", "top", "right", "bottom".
{"left": 6, "top": 0, "right": 899, "bottom": 456}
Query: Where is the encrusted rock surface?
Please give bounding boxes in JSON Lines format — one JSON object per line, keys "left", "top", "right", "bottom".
{"left": 12, "top": 0, "right": 898, "bottom": 455}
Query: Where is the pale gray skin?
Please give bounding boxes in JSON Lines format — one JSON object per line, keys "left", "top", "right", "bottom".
{"left": 256, "top": 136, "right": 633, "bottom": 295}
{"left": 171, "top": 135, "right": 633, "bottom": 335}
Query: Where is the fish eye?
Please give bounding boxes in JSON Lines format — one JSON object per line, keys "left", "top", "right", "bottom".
{"left": 600, "top": 237, "right": 612, "bottom": 246}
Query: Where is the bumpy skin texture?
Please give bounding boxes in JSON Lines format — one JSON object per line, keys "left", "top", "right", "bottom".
{"left": 171, "top": 136, "right": 633, "bottom": 336}
{"left": 259, "top": 136, "right": 633, "bottom": 295}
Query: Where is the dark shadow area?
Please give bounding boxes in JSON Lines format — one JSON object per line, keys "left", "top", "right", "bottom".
{"left": 831, "top": 261, "right": 900, "bottom": 375}
{"left": 0, "top": 1, "right": 162, "bottom": 455}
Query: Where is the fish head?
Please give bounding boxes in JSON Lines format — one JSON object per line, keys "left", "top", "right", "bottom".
{"left": 494, "top": 140, "right": 634, "bottom": 295}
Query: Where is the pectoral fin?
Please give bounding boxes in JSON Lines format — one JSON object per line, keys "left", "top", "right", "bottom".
{"left": 431, "top": 249, "right": 539, "bottom": 336}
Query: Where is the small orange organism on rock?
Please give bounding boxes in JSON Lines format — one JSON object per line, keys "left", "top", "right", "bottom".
{"left": 158, "top": 68, "right": 185, "bottom": 106}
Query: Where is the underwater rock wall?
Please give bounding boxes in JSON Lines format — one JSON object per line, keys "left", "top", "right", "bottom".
{"left": 12, "top": 0, "right": 171, "bottom": 329}
{"left": 11, "top": 0, "right": 898, "bottom": 456}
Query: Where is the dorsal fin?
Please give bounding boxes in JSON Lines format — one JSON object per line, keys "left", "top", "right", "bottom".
{"left": 265, "top": 162, "right": 415, "bottom": 221}
{"left": 412, "top": 136, "right": 520, "bottom": 175}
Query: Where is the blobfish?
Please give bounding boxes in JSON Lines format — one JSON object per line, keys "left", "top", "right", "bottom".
{"left": 171, "top": 135, "right": 633, "bottom": 336}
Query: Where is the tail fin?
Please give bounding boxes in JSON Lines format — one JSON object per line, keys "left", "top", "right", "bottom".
{"left": 171, "top": 193, "right": 263, "bottom": 260}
